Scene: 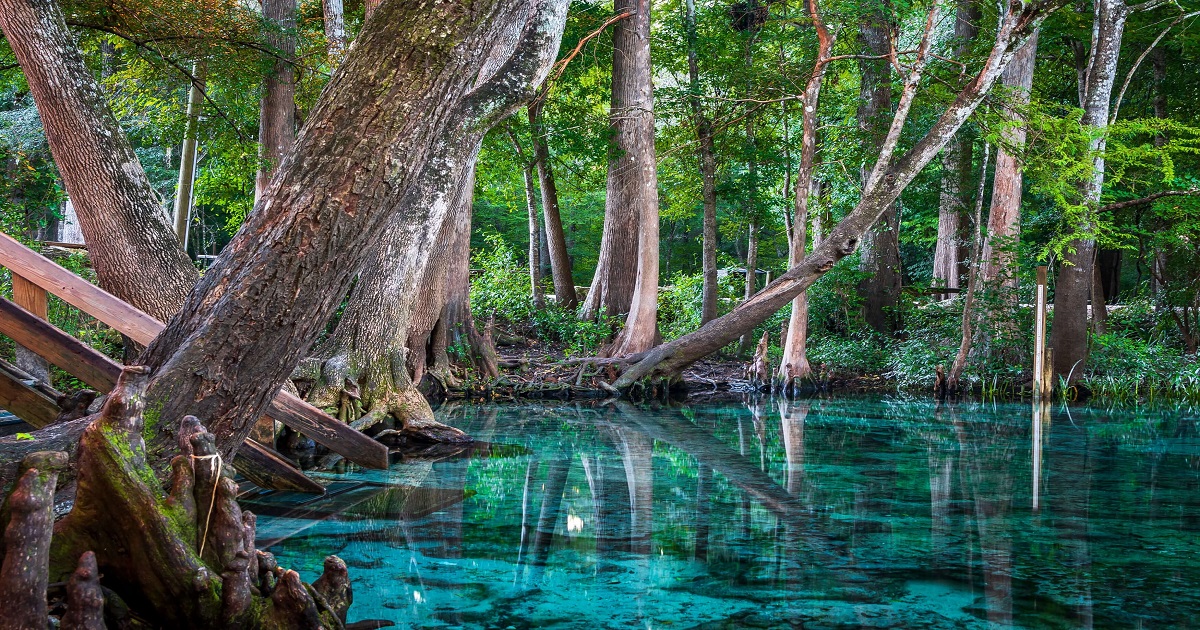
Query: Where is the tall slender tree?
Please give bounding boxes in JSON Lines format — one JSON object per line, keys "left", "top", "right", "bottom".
{"left": 255, "top": 0, "right": 297, "bottom": 201}
{"left": 684, "top": 0, "right": 720, "bottom": 324}
{"left": 528, "top": 95, "right": 577, "bottom": 308}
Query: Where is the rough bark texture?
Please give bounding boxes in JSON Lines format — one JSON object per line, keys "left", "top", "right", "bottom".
{"left": 256, "top": 0, "right": 298, "bottom": 201}
{"left": 322, "top": 0, "right": 347, "bottom": 61}
{"left": 606, "top": 0, "right": 661, "bottom": 356}
{"left": 138, "top": 0, "right": 568, "bottom": 464}
{"left": 0, "top": 454, "right": 63, "bottom": 630}
{"left": 980, "top": 31, "right": 1038, "bottom": 292}
{"left": 1051, "top": 0, "right": 1129, "bottom": 382}
{"left": 614, "top": 0, "right": 1059, "bottom": 388}
{"left": 528, "top": 98, "right": 577, "bottom": 308}
{"left": 856, "top": 10, "right": 903, "bottom": 336}
{"left": 581, "top": 0, "right": 659, "bottom": 327}
{"left": 932, "top": 0, "right": 980, "bottom": 298}
{"left": 0, "top": 0, "right": 197, "bottom": 322}
{"left": 684, "top": 0, "right": 719, "bottom": 325}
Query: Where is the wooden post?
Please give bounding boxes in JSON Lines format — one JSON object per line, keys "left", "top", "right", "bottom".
{"left": 11, "top": 273, "right": 49, "bottom": 383}
{"left": 1033, "top": 266, "right": 1048, "bottom": 399}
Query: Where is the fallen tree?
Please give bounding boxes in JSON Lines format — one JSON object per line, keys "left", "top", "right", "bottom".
{"left": 612, "top": 0, "right": 1067, "bottom": 391}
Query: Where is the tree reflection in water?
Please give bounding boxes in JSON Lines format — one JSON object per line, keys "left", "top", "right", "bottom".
{"left": 251, "top": 398, "right": 1200, "bottom": 628}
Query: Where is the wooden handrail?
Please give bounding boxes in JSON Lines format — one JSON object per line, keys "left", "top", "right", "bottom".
{"left": 0, "top": 232, "right": 388, "bottom": 470}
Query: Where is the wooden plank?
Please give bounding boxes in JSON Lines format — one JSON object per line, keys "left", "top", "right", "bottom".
{"left": 0, "top": 298, "right": 121, "bottom": 390}
{"left": 0, "top": 232, "right": 388, "bottom": 469}
{"left": 267, "top": 395, "right": 389, "bottom": 470}
{"left": 12, "top": 274, "right": 47, "bottom": 320}
{"left": 0, "top": 367, "right": 59, "bottom": 428}
{"left": 237, "top": 440, "right": 326, "bottom": 494}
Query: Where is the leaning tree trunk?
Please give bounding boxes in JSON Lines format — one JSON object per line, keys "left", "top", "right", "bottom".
{"left": 137, "top": 0, "right": 568, "bottom": 466}
{"left": 777, "top": 0, "right": 833, "bottom": 393}
{"left": 0, "top": 0, "right": 198, "bottom": 322}
{"left": 856, "top": 9, "right": 903, "bottom": 337}
{"left": 606, "top": 0, "right": 661, "bottom": 356}
{"left": 1051, "top": 0, "right": 1134, "bottom": 382}
{"left": 931, "top": 0, "right": 980, "bottom": 299}
{"left": 581, "top": 0, "right": 659, "bottom": 327}
{"left": 255, "top": 0, "right": 297, "bottom": 201}
{"left": 684, "top": 0, "right": 719, "bottom": 325}
{"left": 612, "top": 0, "right": 1060, "bottom": 388}
{"left": 528, "top": 96, "right": 577, "bottom": 308}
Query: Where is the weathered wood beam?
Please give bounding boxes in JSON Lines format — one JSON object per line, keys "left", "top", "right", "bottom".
{"left": 0, "top": 365, "right": 58, "bottom": 428}
{"left": 0, "top": 233, "right": 388, "bottom": 469}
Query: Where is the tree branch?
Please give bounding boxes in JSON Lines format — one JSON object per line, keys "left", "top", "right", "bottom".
{"left": 1099, "top": 188, "right": 1200, "bottom": 212}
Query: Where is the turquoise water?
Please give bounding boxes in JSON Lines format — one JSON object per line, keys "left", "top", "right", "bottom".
{"left": 250, "top": 398, "right": 1200, "bottom": 629}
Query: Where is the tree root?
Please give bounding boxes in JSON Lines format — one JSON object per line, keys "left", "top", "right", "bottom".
{"left": 0, "top": 366, "right": 360, "bottom": 629}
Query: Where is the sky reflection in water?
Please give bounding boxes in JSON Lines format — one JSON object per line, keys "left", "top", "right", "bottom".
{"left": 252, "top": 398, "right": 1200, "bottom": 629}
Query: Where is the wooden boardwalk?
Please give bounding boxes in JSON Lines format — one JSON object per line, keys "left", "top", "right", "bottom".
{"left": 0, "top": 232, "right": 389, "bottom": 493}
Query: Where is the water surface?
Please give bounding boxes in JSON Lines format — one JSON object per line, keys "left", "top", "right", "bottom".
{"left": 251, "top": 398, "right": 1200, "bottom": 628}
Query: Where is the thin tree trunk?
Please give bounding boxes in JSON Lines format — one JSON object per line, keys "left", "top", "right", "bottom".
{"left": 856, "top": 9, "right": 902, "bottom": 336}
{"left": 173, "top": 61, "right": 207, "bottom": 248}
{"left": 736, "top": 218, "right": 759, "bottom": 355}
{"left": 948, "top": 144, "right": 991, "bottom": 389}
{"left": 322, "top": 0, "right": 347, "bottom": 61}
{"left": 1051, "top": 0, "right": 1132, "bottom": 382}
{"left": 606, "top": 0, "right": 661, "bottom": 355}
{"left": 255, "top": 0, "right": 297, "bottom": 201}
{"left": 527, "top": 97, "right": 577, "bottom": 308}
{"left": 137, "top": 0, "right": 568, "bottom": 464}
{"left": 509, "top": 130, "right": 545, "bottom": 309}
{"left": 0, "top": 0, "right": 198, "bottom": 322}
{"left": 776, "top": 0, "right": 831, "bottom": 390}
{"left": 932, "top": 0, "right": 980, "bottom": 299}
{"left": 684, "top": 0, "right": 719, "bottom": 325}
{"left": 613, "top": 0, "right": 1056, "bottom": 387}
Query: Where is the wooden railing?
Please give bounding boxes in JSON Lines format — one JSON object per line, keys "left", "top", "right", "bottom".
{"left": 0, "top": 232, "right": 390, "bottom": 492}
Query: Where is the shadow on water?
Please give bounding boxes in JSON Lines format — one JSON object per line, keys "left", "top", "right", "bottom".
{"left": 247, "top": 396, "right": 1200, "bottom": 629}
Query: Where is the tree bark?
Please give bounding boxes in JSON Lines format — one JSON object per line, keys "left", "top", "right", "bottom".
{"left": 581, "top": 0, "right": 659, "bottom": 331}
{"left": 510, "top": 130, "right": 546, "bottom": 309}
{"left": 606, "top": 0, "right": 661, "bottom": 356}
{"left": 1051, "top": 0, "right": 1133, "bottom": 382}
{"left": 932, "top": 0, "right": 980, "bottom": 298}
{"left": 856, "top": 9, "right": 902, "bottom": 336}
{"left": 684, "top": 0, "right": 719, "bottom": 325}
{"left": 613, "top": 0, "right": 1058, "bottom": 388}
{"left": 255, "top": 0, "right": 297, "bottom": 201}
{"left": 322, "top": 0, "right": 347, "bottom": 62}
{"left": 777, "top": 0, "right": 832, "bottom": 391}
{"left": 528, "top": 97, "right": 577, "bottom": 308}
{"left": 138, "top": 0, "right": 568, "bottom": 464}
{"left": 0, "top": 0, "right": 198, "bottom": 322}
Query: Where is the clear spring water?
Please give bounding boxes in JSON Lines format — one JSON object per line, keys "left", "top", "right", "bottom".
{"left": 250, "top": 398, "right": 1200, "bottom": 629}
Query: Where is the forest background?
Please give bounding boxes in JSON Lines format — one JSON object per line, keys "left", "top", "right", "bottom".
{"left": 2, "top": 0, "right": 1200, "bottom": 402}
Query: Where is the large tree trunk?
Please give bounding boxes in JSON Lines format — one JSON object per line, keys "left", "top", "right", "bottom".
{"left": 255, "top": 0, "right": 297, "bottom": 201}
{"left": 1050, "top": 0, "right": 1131, "bottom": 382}
{"left": 856, "top": 10, "right": 903, "bottom": 336}
{"left": 777, "top": 0, "right": 833, "bottom": 392}
{"left": 684, "top": 0, "right": 719, "bottom": 325}
{"left": 528, "top": 97, "right": 577, "bottom": 308}
{"left": 138, "top": 0, "right": 568, "bottom": 464}
{"left": 613, "top": 0, "right": 1058, "bottom": 388}
{"left": 931, "top": 0, "right": 980, "bottom": 299}
{"left": 0, "top": 0, "right": 198, "bottom": 322}
{"left": 606, "top": 0, "right": 661, "bottom": 356}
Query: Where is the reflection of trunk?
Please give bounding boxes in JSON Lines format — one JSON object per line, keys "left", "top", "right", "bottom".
{"left": 528, "top": 98, "right": 577, "bottom": 308}
{"left": 256, "top": 0, "right": 297, "bottom": 200}
{"left": 614, "top": 429, "right": 653, "bottom": 555}
{"left": 604, "top": 0, "right": 660, "bottom": 355}
{"left": 932, "top": 0, "right": 980, "bottom": 298}
{"left": 1052, "top": 0, "right": 1147, "bottom": 381}
{"left": 684, "top": 0, "right": 719, "bottom": 324}
{"left": 693, "top": 464, "right": 711, "bottom": 560}
{"left": 530, "top": 457, "right": 571, "bottom": 568}
{"left": 581, "top": 451, "right": 632, "bottom": 558}
{"left": 856, "top": 10, "right": 901, "bottom": 336}
{"left": 0, "top": 0, "right": 198, "bottom": 321}
{"left": 779, "top": 399, "right": 809, "bottom": 493}
{"left": 583, "top": 0, "right": 659, "bottom": 341}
